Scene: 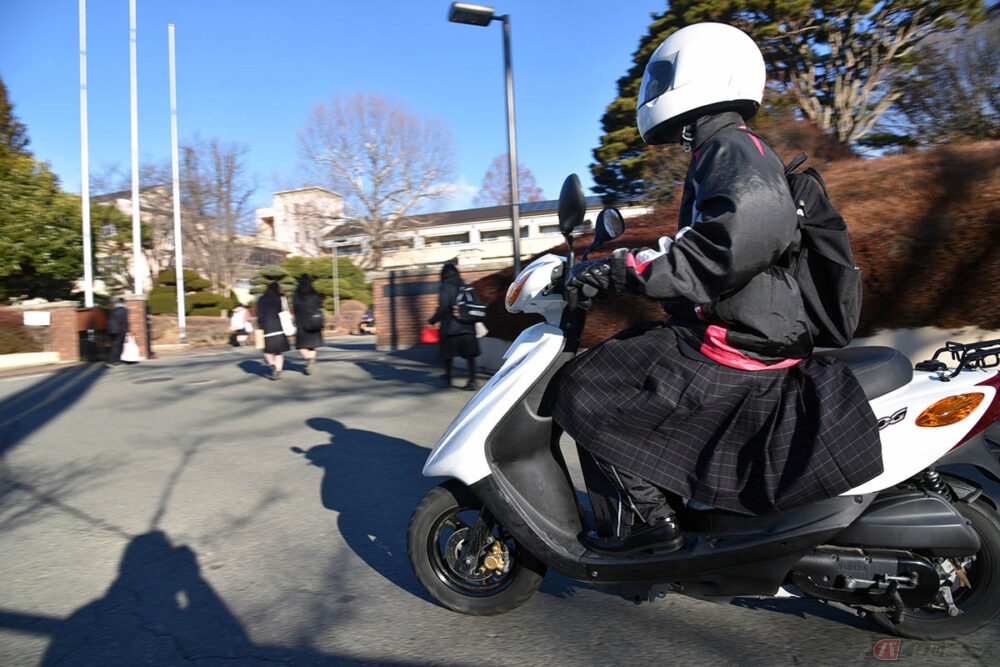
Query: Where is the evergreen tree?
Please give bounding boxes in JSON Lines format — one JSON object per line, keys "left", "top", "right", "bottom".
{"left": 591, "top": 1, "right": 985, "bottom": 201}
{"left": 0, "top": 76, "right": 30, "bottom": 157}
{"left": 0, "top": 80, "right": 84, "bottom": 302}
{"left": 590, "top": 9, "right": 679, "bottom": 204}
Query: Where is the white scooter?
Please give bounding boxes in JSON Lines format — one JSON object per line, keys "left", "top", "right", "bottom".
{"left": 407, "top": 174, "right": 1000, "bottom": 640}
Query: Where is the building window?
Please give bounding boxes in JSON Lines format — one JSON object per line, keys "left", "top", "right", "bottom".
{"left": 481, "top": 229, "right": 511, "bottom": 242}
{"left": 427, "top": 233, "right": 470, "bottom": 246}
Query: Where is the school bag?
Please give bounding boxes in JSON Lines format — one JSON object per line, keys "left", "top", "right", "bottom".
{"left": 301, "top": 309, "right": 324, "bottom": 334}
{"left": 780, "top": 153, "right": 863, "bottom": 349}
{"left": 452, "top": 285, "right": 487, "bottom": 324}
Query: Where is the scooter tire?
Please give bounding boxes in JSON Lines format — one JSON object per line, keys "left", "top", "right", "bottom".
{"left": 407, "top": 480, "right": 546, "bottom": 615}
{"left": 869, "top": 499, "right": 1000, "bottom": 640}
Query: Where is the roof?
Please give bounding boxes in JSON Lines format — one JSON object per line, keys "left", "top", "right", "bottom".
{"left": 395, "top": 195, "right": 609, "bottom": 231}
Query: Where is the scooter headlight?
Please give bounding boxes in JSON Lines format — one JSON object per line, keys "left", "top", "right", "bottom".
{"left": 916, "top": 393, "right": 985, "bottom": 427}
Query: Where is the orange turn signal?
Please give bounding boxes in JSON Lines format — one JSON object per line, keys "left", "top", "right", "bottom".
{"left": 506, "top": 273, "right": 530, "bottom": 310}
{"left": 915, "top": 393, "right": 985, "bottom": 427}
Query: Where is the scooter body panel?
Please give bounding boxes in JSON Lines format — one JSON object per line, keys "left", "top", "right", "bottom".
{"left": 422, "top": 322, "right": 566, "bottom": 485}
{"left": 847, "top": 369, "right": 1000, "bottom": 494}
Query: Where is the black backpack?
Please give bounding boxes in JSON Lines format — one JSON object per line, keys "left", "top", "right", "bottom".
{"left": 301, "top": 309, "right": 324, "bottom": 334}
{"left": 780, "top": 153, "right": 863, "bottom": 349}
{"left": 452, "top": 285, "right": 486, "bottom": 324}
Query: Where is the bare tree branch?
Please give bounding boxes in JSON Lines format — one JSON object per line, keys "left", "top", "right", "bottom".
{"left": 297, "top": 92, "right": 456, "bottom": 269}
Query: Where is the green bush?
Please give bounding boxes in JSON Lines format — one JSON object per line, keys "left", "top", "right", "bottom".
{"left": 148, "top": 286, "right": 180, "bottom": 315}
{"left": 148, "top": 268, "right": 232, "bottom": 316}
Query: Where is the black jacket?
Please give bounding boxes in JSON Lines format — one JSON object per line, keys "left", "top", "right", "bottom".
{"left": 293, "top": 292, "right": 322, "bottom": 326}
{"left": 106, "top": 305, "right": 130, "bottom": 335}
{"left": 616, "top": 112, "right": 810, "bottom": 360}
{"left": 256, "top": 293, "right": 284, "bottom": 336}
{"left": 429, "top": 275, "right": 475, "bottom": 337}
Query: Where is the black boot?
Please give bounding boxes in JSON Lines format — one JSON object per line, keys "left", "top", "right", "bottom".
{"left": 584, "top": 515, "right": 684, "bottom": 554}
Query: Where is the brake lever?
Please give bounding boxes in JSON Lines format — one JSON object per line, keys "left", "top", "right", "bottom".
{"left": 542, "top": 263, "right": 567, "bottom": 297}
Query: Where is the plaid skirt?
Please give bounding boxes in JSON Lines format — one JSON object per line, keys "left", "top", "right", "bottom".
{"left": 551, "top": 322, "right": 883, "bottom": 516}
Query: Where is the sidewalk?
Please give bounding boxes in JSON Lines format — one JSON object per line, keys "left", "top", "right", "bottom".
{"left": 0, "top": 333, "right": 508, "bottom": 384}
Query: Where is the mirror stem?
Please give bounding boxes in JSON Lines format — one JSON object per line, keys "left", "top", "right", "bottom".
{"left": 565, "top": 233, "right": 576, "bottom": 273}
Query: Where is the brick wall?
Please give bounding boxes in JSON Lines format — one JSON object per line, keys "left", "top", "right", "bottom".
{"left": 11, "top": 296, "right": 150, "bottom": 363}
{"left": 371, "top": 265, "right": 499, "bottom": 350}
{"left": 124, "top": 297, "right": 149, "bottom": 358}
{"left": 52, "top": 302, "right": 83, "bottom": 361}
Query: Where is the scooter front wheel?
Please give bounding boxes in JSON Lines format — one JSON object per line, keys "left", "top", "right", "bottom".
{"left": 407, "top": 480, "right": 546, "bottom": 615}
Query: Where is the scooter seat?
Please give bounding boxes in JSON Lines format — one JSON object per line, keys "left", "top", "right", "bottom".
{"left": 814, "top": 346, "right": 913, "bottom": 400}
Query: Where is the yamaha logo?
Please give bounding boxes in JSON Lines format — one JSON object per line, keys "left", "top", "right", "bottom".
{"left": 877, "top": 408, "right": 907, "bottom": 431}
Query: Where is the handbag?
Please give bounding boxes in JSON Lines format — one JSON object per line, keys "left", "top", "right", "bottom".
{"left": 279, "top": 297, "right": 296, "bottom": 336}
{"left": 420, "top": 325, "right": 440, "bottom": 345}
{"left": 121, "top": 333, "right": 141, "bottom": 363}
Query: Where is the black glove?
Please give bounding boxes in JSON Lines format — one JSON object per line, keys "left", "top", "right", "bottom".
{"left": 565, "top": 259, "right": 612, "bottom": 311}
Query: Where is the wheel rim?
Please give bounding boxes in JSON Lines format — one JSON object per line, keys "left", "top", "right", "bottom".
{"left": 904, "top": 505, "right": 996, "bottom": 622}
{"left": 425, "top": 503, "right": 521, "bottom": 597}
{"left": 906, "top": 550, "right": 991, "bottom": 621}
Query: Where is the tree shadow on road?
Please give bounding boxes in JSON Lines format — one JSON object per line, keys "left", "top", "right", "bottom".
{"left": 0, "top": 364, "right": 106, "bottom": 457}
{"left": 354, "top": 358, "right": 442, "bottom": 386}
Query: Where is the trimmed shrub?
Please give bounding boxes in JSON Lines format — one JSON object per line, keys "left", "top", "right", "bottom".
{"left": 0, "top": 308, "right": 44, "bottom": 354}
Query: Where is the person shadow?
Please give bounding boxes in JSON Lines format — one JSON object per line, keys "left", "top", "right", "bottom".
{"left": 293, "top": 417, "right": 584, "bottom": 605}
{"left": 292, "top": 418, "right": 436, "bottom": 600}
{"left": 39, "top": 530, "right": 343, "bottom": 666}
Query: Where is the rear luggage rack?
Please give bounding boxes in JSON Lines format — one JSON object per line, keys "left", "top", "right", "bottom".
{"left": 915, "top": 339, "right": 1000, "bottom": 379}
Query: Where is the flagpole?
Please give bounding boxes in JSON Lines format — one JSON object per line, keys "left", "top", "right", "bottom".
{"left": 79, "top": 0, "right": 94, "bottom": 307}
{"left": 169, "top": 24, "right": 186, "bottom": 343}
{"left": 129, "top": 0, "right": 143, "bottom": 294}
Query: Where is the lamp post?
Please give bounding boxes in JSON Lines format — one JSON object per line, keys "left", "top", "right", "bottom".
{"left": 318, "top": 238, "right": 343, "bottom": 317}
{"left": 448, "top": 2, "right": 521, "bottom": 275}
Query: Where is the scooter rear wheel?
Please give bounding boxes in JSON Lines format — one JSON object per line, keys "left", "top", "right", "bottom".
{"left": 407, "top": 480, "right": 546, "bottom": 615}
{"left": 869, "top": 499, "right": 1000, "bottom": 639}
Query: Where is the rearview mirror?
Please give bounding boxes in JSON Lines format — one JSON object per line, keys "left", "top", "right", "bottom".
{"left": 594, "top": 208, "right": 625, "bottom": 244}
{"left": 581, "top": 207, "right": 626, "bottom": 260}
{"left": 557, "top": 174, "right": 586, "bottom": 235}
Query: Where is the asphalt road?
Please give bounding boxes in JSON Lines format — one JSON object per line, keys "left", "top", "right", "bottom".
{"left": 1, "top": 337, "right": 998, "bottom": 666}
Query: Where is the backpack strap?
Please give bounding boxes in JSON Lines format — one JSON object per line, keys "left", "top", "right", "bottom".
{"left": 803, "top": 166, "right": 830, "bottom": 198}
{"left": 784, "top": 152, "right": 808, "bottom": 174}
{"left": 785, "top": 152, "right": 830, "bottom": 198}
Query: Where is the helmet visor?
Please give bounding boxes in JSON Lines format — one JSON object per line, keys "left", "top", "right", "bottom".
{"left": 639, "top": 52, "right": 679, "bottom": 107}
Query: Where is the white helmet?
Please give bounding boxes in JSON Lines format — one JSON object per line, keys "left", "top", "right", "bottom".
{"left": 637, "top": 22, "right": 765, "bottom": 145}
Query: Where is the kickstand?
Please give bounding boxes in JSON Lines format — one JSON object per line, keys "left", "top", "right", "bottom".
{"left": 887, "top": 582, "right": 905, "bottom": 625}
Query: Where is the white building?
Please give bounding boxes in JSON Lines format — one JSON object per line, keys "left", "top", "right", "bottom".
{"left": 255, "top": 187, "right": 345, "bottom": 258}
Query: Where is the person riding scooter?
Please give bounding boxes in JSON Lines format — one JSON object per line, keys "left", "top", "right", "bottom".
{"left": 552, "top": 23, "right": 883, "bottom": 553}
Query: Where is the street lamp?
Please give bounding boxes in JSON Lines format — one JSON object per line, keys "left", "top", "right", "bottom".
{"left": 448, "top": 2, "right": 522, "bottom": 276}
{"left": 318, "top": 238, "right": 345, "bottom": 317}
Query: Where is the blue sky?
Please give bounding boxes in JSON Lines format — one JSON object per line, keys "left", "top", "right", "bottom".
{"left": 1, "top": 1, "right": 662, "bottom": 213}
